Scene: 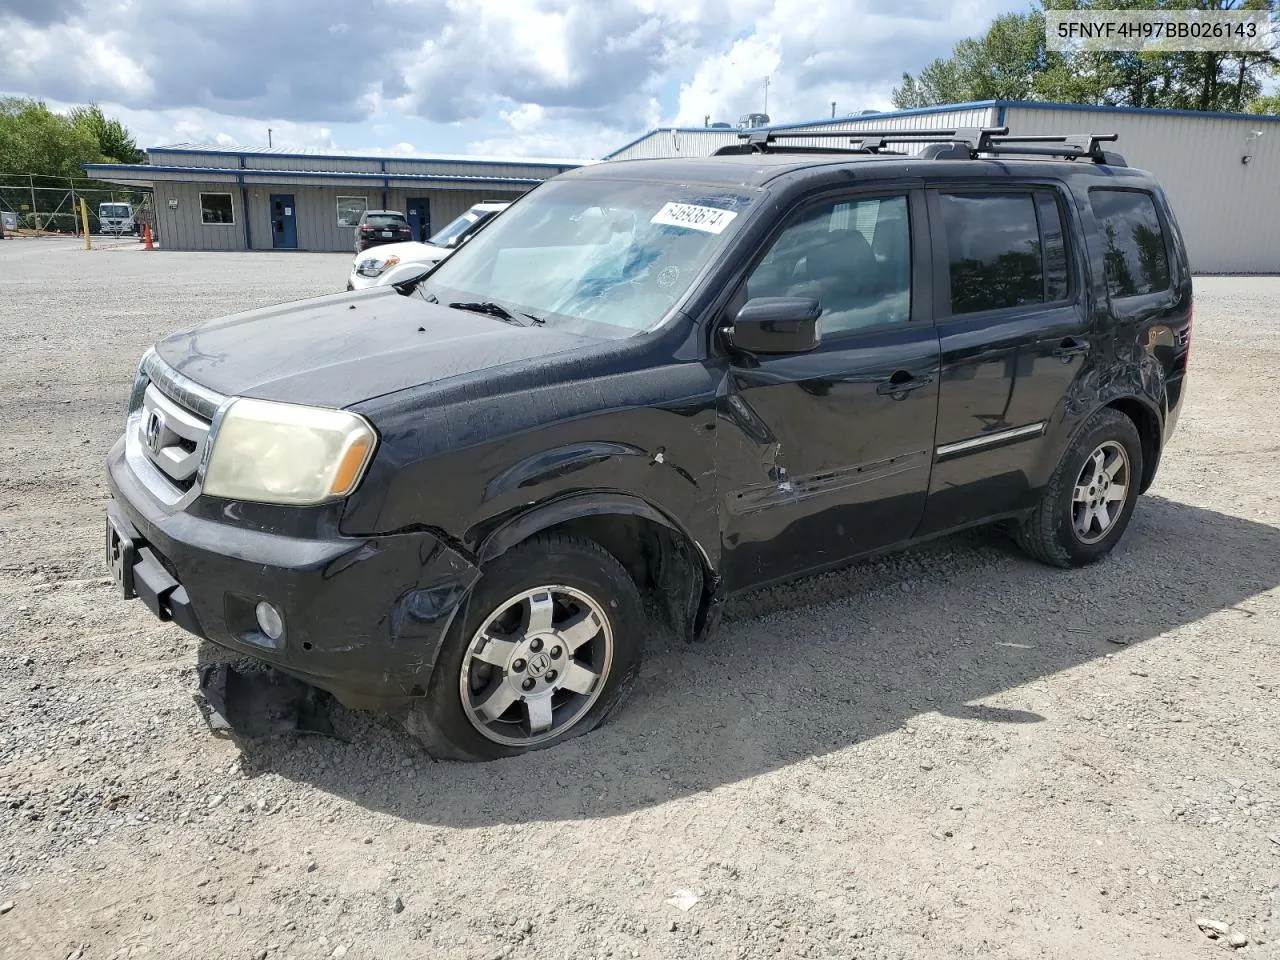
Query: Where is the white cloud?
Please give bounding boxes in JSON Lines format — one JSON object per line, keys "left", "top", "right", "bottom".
{"left": 3, "top": 0, "right": 1027, "bottom": 159}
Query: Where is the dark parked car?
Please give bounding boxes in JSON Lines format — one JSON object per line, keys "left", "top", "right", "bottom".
{"left": 354, "top": 209, "right": 412, "bottom": 252}
{"left": 105, "top": 127, "right": 1191, "bottom": 760}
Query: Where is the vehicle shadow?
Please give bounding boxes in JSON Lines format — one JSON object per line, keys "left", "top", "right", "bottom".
{"left": 229, "top": 494, "right": 1280, "bottom": 825}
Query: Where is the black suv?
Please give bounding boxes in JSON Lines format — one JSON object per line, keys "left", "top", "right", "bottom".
{"left": 354, "top": 209, "right": 413, "bottom": 252}
{"left": 105, "top": 127, "right": 1192, "bottom": 760}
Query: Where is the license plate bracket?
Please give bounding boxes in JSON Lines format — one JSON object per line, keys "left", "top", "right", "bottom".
{"left": 106, "top": 515, "right": 137, "bottom": 599}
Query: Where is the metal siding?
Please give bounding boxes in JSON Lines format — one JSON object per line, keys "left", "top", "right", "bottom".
{"left": 252, "top": 156, "right": 381, "bottom": 173}
{"left": 148, "top": 151, "right": 241, "bottom": 169}
{"left": 152, "top": 182, "right": 245, "bottom": 251}
{"left": 1004, "top": 106, "right": 1280, "bottom": 272}
{"left": 606, "top": 107, "right": 998, "bottom": 160}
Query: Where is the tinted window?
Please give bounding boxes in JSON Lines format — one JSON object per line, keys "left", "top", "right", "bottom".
{"left": 365, "top": 213, "right": 407, "bottom": 227}
{"left": 939, "top": 192, "right": 1043, "bottom": 314}
{"left": 1037, "top": 193, "right": 1069, "bottom": 302}
{"left": 1090, "top": 189, "right": 1170, "bottom": 298}
{"left": 746, "top": 195, "right": 911, "bottom": 335}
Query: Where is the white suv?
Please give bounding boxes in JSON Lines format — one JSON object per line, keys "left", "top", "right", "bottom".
{"left": 346, "top": 202, "right": 509, "bottom": 290}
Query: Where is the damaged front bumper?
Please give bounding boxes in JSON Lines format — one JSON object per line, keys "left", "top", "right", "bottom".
{"left": 106, "top": 438, "right": 481, "bottom": 709}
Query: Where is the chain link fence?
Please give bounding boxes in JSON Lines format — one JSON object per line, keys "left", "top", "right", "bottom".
{"left": 0, "top": 175, "right": 153, "bottom": 239}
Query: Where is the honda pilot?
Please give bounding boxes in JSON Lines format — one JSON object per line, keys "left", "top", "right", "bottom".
{"left": 105, "top": 126, "right": 1192, "bottom": 760}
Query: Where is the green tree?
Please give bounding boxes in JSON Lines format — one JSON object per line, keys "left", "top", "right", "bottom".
{"left": 1248, "top": 92, "right": 1280, "bottom": 113}
{"left": 0, "top": 98, "right": 100, "bottom": 180}
{"left": 894, "top": 0, "right": 1279, "bottom": 113}
{"left": 69, "top": 104, "right": 144, "bottom": 164}
{"left": 892, "top": 11, "right": 1065, "bottom": 107}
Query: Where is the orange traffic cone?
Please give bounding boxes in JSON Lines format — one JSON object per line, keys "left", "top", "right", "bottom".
{"left": 144, "top": 224, "right": 154, "bottom": 250}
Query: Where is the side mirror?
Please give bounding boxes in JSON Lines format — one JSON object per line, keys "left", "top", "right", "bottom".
{"left": 728, "top": 297, "right": 821, "bottom": 354}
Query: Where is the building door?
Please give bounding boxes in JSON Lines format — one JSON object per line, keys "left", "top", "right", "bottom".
{"left": 270, "top": 194, "right": 298, "bottom": 249}
{"left": 407, "top": 197, "right": 431, "bottom": 242}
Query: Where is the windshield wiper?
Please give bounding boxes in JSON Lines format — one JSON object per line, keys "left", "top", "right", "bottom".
{"left": 447, "top": 300, "right": 544, "bottom": 327}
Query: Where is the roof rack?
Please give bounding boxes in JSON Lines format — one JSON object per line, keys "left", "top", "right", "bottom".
{"left": 716, "top": 126, "right": 1125, "bottom": 165}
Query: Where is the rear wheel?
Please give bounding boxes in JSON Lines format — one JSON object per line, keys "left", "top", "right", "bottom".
{"left": 404, "top": 533, "right": 644, "bottom": 761}
{"left": 1015, "top": 408, "right": 1144, "bottom": 568}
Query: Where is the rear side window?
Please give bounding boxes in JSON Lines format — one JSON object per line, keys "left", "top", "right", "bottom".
{"left": 1089, "top": 189, "right": 1171, "bottom": 299}
{"left": 939, "top": 192, "right": 1061, "bottom": 314}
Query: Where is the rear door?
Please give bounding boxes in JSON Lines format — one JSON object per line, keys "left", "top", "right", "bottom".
{"left": 917, "top": 183, "right": 1089, "bottom": 534}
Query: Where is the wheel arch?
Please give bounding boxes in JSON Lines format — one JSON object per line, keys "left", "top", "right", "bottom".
{"left": 471, "top": 493, "right": 721, "bottom": 643}
{"left": 1103, "top": 395, "right": 1163, "bottom": 493}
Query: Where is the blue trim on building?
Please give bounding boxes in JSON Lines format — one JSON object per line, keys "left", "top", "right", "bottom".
{"left": 83, "top": 163, "right": 544, "bottom": 187}
{"left": 145, "top": 146, "right": 582, "bottom": 170}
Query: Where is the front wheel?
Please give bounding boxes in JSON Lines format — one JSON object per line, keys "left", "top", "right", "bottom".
{"left": 404, "top": 533, "right": 645, "bottom": 761}
{"left": 1015, "top": 408, "right": 1144, "bottom": 568}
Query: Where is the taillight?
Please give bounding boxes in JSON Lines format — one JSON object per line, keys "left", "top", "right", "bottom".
{"left": 1183, "top": 302, "right": 1193, "bottom": 370}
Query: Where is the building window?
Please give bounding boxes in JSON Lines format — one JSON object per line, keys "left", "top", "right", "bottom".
{"left": 337, "top": 196, "right": 367, "bottom": 228}
{"left": 1089, "top": 189, "right": 1171, "bottom": 299}
{"left": 200, "top": 193, "right": 234, "bottom": 225}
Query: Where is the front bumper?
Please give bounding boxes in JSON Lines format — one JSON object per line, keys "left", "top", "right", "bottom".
{"left": 106, "top": 438, "right": 481, "bottom": 708}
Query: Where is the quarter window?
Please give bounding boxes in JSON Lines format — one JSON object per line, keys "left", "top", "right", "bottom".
{"left": 1089, "top": 189, "right": 1171, "bottom": 299}
{"left": 746, "top": 194, "right": 911, "bottom": 335}
{"left": 336, "top": 196, "right": 368, "bottom": 228}
{"left": 200, "top": 193, "right": 234, "bottom": 225}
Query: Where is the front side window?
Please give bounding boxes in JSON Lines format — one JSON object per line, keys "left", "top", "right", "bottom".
{"left": 336, "top": 196, "right": 368, "bottom": 228}
{"left": 746, "top": 194, "right": 911, "bottom": 335}
{"left": 200, "top": 193, "right": 234, "bottom": 225}
{"left": 421, "top": 179, "right": 756, "bottom": 338}
{"left": 1089, "top": 189, "right": 1171, "bottom": 299}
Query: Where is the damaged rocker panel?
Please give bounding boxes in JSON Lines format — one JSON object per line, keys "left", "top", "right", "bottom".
{"left": 726, "top": 449, "right": 931, "bottom": 516}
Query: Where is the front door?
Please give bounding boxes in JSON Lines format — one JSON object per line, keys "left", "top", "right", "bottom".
{"left": 917, "top": 185, "right": 1090, "bottom": 535}
{"left": 407, "top": 197, "right": 432, "bottom": 242}
{"left": 717, "top": 190, "right": 941, "bottom": 591}
{"left": 270, "top": 194, "right": 297, "bottom": 249}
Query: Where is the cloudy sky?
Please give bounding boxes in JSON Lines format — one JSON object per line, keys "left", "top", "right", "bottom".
{"left": 1, "top": 0, "right": 1025, "bottom": 160}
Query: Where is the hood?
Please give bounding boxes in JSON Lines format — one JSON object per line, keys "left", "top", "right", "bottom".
{"left": 352, "top": 240, "right": 449, "bottom": 267}
{"left": 154, "top": 288, "right": 596, "bottom": 408}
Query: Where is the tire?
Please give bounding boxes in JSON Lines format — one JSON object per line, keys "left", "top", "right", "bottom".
{"left": 403, "top": 533, "right": 645, "bottom": 761}
{"left": 1014, "top": 408, "right": 1144, "bottom": 568}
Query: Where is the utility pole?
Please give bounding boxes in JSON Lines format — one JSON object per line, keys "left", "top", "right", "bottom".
{"left": 831, "top": 101, "right": 837, "bottom": 118}
{"left": 268, "top": 128, "right": 273, "bottom": 148}
{"left": 763, "top": 76, "right": 770, "bottom": 115}
{"left": 29, "top": 174, "right": 37, "bottom": 232}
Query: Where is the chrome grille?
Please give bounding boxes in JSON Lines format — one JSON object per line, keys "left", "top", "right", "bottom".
{"left": 124, "top": 351, "right": 227, "bottom": 506}
{"left": 138, "top": 384, "right": 208, "bottom": 489}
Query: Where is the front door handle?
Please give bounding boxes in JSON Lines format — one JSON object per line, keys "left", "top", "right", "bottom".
{"left": 1053, "top": 337, "right": 1090, "bottom": 360}
{"left": 876, "top": 370, "right": 934, "bottom": 397}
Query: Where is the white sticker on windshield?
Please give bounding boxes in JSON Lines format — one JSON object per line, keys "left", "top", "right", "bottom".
{"left": 650, "top": 202, "right": 738, "bottom": 235}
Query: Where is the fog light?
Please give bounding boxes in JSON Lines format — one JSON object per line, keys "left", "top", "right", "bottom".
{"left": 255, "top": 601, "right": 284, "bottom": 641}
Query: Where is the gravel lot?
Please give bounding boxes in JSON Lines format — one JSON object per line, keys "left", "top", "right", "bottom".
{"left": 2, "top": 237, "right": 1279, "bottom": 960}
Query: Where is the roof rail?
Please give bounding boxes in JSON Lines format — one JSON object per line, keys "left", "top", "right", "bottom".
{"left": 728, "top": 126, "right": 1125, "bottom": 165}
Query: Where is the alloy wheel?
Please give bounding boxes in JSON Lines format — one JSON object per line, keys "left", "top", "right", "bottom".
{"left": 1071, "top": 440, "right": 1130, "bottom": 544}
{"left": 459, "top": 585, "right": 613, "bottom": 747}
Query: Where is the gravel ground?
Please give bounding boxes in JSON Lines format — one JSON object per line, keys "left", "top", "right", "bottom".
{"left": 2, "top": 237, "right": 1279, "bottom": 960}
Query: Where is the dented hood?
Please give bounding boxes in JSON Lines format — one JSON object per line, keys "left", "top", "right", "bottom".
{"left": 153, "top": 288, "right": 595, "bottom": 408}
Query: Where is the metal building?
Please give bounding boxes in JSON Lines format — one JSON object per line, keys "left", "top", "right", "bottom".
{"left": 85, "top": 145, "right": 584, "bottom": 252}
{"left": 607, "top": 100, "right": 1280, "bottom": 273}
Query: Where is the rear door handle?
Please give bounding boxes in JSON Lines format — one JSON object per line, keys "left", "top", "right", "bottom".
{"left": 1053, "top": 337, "right": 1090, "bottom": 360}
{"left": 876, "top": 371, "right": 934, "bottom": 397}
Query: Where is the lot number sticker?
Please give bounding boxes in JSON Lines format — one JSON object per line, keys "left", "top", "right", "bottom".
{"left": 651, "top": 202, "right": 738, "bottom": 234}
